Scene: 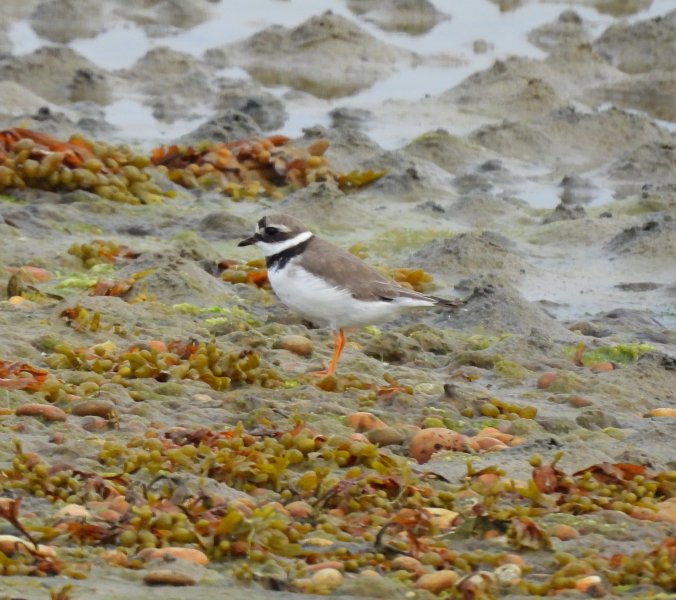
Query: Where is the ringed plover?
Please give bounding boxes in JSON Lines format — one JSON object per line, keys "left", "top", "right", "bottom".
{"left": 238, "top": 213, "right": 461, "bottom": 376}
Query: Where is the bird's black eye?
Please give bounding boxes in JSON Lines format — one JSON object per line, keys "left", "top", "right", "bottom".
{"left": 265, "top": 226, "right": 280, "bottom": 236}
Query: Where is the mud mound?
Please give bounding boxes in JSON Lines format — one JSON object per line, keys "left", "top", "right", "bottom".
{"left": 402, "top": 129, "right": 492, "bottom": 174}
{"left": 0, "top": 47, "right": 112, "bottom": 105}
{"left": 608, "top": 142, "right": 676, "bottom": 183}
{"left": 208, "top": 12, "right": 412, "bottom": 99}
{"left": 527, "top": 10, "right": 590, "bottom": 52}
{"left": 442, "top": 57, "right": 562, "bottom": 120}
{"left": 30, "top": 0, "right": 106, "bottom": 43}
{"left": 594, "top": 9, "right": 676, "bottom": 73}
{"left": 430, "top": 275, "right": 574, "bottom": 338}
{"left": 115, "top": 0, "right": 213, "bottom": 32}
{"left": 411, "top": 231, "right": 528, "bottom": 280}
{"left": 587, "top": 75, "right": 676, "bottom": 122}
{"left": 347, "top": 0, "right": 448, "bottom": 35}
{"left": 606, "top": 213, "right": 676, "bottom": 256}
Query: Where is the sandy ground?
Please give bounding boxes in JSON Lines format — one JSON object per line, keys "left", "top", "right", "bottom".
{"left": 0, "top": 1, "right": 674, "bottom": 598}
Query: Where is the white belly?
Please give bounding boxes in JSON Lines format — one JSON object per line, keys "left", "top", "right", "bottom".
{"left": 267, "top": 261, "right": 433, "bottom": 329}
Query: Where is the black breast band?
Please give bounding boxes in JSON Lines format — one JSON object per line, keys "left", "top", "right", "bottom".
{"left": 266, "top": 237, "right": 312, "bottom": 271}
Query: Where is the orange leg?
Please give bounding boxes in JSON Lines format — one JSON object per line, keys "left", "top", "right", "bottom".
{"left": 313, "top": 329, "right": 346, "bottom": 376}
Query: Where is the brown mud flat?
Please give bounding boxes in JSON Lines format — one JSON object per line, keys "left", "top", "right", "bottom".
{"left": 0, "top": 1, "right": 674, "bottom": 599}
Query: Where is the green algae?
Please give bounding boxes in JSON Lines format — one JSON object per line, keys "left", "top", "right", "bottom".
{"left": 566, "top": 343, "right": 653, "bottom": 366}
{"left": 0, "top": 194, "right": 23, "bottom": 203}
{"left": 53, "top": 264, "right": 116, "bottom": 291}
{"left": 367, "top": 227, "right": 455, "bottom": 254}
{"left": 495, "top": 359, "right": 531, "bottom": 381}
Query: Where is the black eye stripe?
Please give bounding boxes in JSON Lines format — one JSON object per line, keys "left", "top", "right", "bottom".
{"left": 265, "top": 226, "right": 280, "bottom": 235}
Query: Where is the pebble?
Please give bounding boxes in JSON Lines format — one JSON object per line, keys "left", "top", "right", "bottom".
{"left": 0, "top": 534, "right": 56, "bottom": 557}
{"left": 346, "top": 411, "right": 386, "bottom": 432}
{"left": 415, "top": 569, "right": 459, "bottom": 592}
{"left": 493, "top": 563, "right": 521, "bottom": 586}
{"left": 366, "top": 426, "right": 405, "bottom": 446}
{"left": 274, "top": 334, "right": 313, "bottom": 356}
{"left": 143, "top": 569, "right": 196, "bottom": 586}
{"left": 498, "top": 553, "right": 526, "bottom": 568}
{"left": 71, "top": 399, "right": 116, "bottom": 419}
{"left": 101, "top": 549, "right": 128, "bottom": 567}
{"left": 569, "top": 394, "right": 593, "bottom": 408}
{"left": 81, "top": 415, "right": 108, "bottom": 431}
{"left": 590, "top": 361, "right": 614, "bottom": 373}
{"left": 426, "top": 508, "right": 459, "bottom": 530}
{"left": 286, "top": 500, "right": 313, "bottom": 518}
{"left": 574, "top": 575, "right": 605, "bottom": 595}
{"left": 391, "top": 556, "right": 424, "bottom": 573}
{"left": 409, "top": 427, "right": 468, "bottom": 464}
{"left": 551, "top": 523, "right": 580, "bottom": 540}
{"left": 138, "top": 547, "right": 209, "bottom": 565}
{"left": 56, "top": 504, "right": 92, "bottom": 519}
{"left": 360, "top": 569, "right": 381, "bottom": 578}
{"left": 311, "top": 567, "right": 343, "bottom": 589}
{"left": 537, "top": 372, "right": 558, "bottom": 389}
{"left": 468, "top": 436, "right": 508, "bottom": 452}
{"left": 15, "top": 403, "right": 67, "bottom": 422}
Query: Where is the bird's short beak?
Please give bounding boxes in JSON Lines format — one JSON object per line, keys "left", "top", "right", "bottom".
{"left": 238, "top": 234, "right": 260, "bottom": 247}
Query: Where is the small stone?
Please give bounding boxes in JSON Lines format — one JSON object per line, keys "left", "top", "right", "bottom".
{"left": 56, "top": 504, "right": 92, "bottom": 519}
{"left": 101, "top": 549, "right": 128, "bottom": 567}
{"left": 426, "top": 508, "right": 459, "bottom": 529}
{"left": 360, "top": 569, "right": 381, "bottom": 578}
{"left": 346, "top": 411, "right": 386, "bottom": 432}
{"left": 569, "top": 394, "right": 593, "bottom": 408}
{"left": 81, "top": 416, "right": 108, "bottom": 431}
{"left": 539, "top": 371, "right": 584, "bottom": 393}
{"left": 574, "top": 575, "right": 605, "bottom": 596}
{"left": 654, "top": 498, "right": 676, "bottom": 524}
{"left": 138, "top": 547, "right": 209, "bottom": 565}
{"left": 537, "top": 372, "right": 557, "bottom": 389}
{"left": 494, "top": 563, "right": 521, "bottom": 586}
{"left": 15, "top": 403, "right": 67, "bottom": 422}
{"left": 274, "top": 334, "right": 313, "bottom": 357}
{"left": 71, "top": 399, "right": 116, "bottom": 419}
{"left": 286, "top": 500, "right": 313, "bottom": 518}
{"left": 0, "top": 534, "right": 56, "bottom": 558}
{"left": 311, "top": 567, "right": 343, "bottom": 589}
{"left": 143, "top": 569, "right": 196, "bottom": 586}
{"left": 391, "top": 556, "right": 424, "bottom": 573}
{"left": 366, "top": 426, "right": 404, "bottom": 446}
{"left": 468, "top": 436, "right": 508, "bottom": 452}
{"left": 551, "top": 523, "right": 580, "bottom": 540}
{"left": 409, "top": 427, "right": 468, "bottom": 464}
{"left": 590, "top": 361, "right": 614, "bottom": 373}
{"left": 415, "top": 569, "right": 459, "bottom": 593}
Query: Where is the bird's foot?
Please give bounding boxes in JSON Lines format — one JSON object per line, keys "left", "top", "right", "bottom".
{"left": 311, "top": 365, "right": 335, "bottom": 377}
{"left": 376, "top": 373, "right": 413, "bottom": 398}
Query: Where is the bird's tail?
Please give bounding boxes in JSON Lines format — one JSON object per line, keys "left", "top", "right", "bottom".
{"left": 429, "top": 296, "right": 464, "bottom": 309}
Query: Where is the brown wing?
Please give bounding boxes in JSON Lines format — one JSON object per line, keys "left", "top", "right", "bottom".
{"left": 300, "top": 237, "right": 439, "bottom": 303}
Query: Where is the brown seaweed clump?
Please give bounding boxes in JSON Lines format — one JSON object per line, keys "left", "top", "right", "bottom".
{"left": 0, "top": 128, "right": 164, "bottom": 204}
{"left": 151, "top": 136, "right": 385, "bottom": 199}
{"left": 0, "top": 128, "right": 385, "bottom": 204}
